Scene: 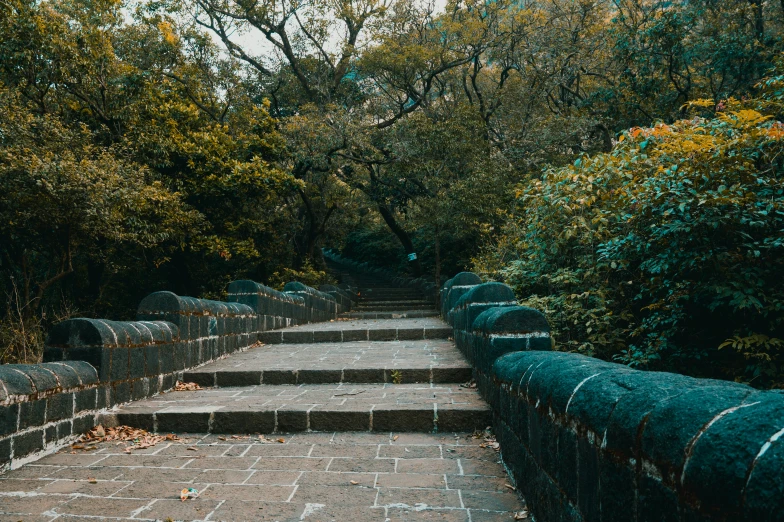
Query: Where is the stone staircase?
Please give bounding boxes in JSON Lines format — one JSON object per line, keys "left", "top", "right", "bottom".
{"left": 103, "top": 266, "right": 477, "bottom": 434}
{"left": 0, "top": 270, "right": 527, "bottom": 520}
{"left": 109, "top": 317, "right": 485, "bottom": 434}
{"left": 337, "top": 270, "right": 440, "bottom": 320}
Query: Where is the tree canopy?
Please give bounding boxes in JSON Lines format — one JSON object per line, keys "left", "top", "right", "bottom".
{"left": 2, "top": 0, "right": 783, "bottom": 385}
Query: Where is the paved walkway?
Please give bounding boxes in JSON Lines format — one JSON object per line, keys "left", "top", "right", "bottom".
{"left": 0, "top": 432, "right": 522, "bottom": 521}
{"left": 0, "top": 285, "right": 527, "bottom": 521}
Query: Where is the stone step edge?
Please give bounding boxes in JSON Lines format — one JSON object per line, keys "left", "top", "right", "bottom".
{"left": 259, "top": 327, "right": 452, "bottom": 344}
{"left": 352, "top": 305, "right": 435, "bottom": 312}
{"left": 106, "top": 404, "right": 491, "bottom": 434}
{"left": 183, "top": 366, "right": 473, "bottom": 387}
{"left": 339, "top": 311, "right": 440, "bottom": 319}
{"left": 357, "top": 299, "right": 435, "bottom": 304}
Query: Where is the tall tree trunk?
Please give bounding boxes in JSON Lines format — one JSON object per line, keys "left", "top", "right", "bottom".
{"left": 377, "top": 204, "right": 423, "bottom": 277}
{"left": 750, "top": 0, "right": 764, "bottom": 42}
{"left": 434, "top": 224, "right": 441, "bottom": 288}
{"left": 86, "top": 258, "right": 105, "bottom": 310}
{"left": 297, "top": 188, "right": 336, "bottom": 268}
{"left": 170, "top": 249, "right": 194, "bottom": 296}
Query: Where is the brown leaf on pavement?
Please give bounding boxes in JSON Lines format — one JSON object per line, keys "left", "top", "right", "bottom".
{"left": 75, "top": 425, "right": 180, "bottom": 453}
{"left": 175, "top": 381, "right": 202, "bottom": 391}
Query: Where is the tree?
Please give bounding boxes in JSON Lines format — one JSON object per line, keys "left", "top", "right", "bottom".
{"left": 0, "top": 0, "right": 299, "bottom": 362}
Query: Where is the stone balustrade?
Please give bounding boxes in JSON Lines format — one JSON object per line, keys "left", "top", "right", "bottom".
{"left": 440, "top": 271, "right": 784, "bottom": 522}
{"left": 1, "top": 280, "right": 342, "bottom": 471}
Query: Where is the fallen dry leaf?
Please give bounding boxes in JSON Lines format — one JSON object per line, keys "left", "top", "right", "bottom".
{"left": 277, "top": 438, "right": 286, "bottom": 443}
{"left": 393, "top": 435, "right": 399, "bottom": 441}
{"left": 505, "top": 483, "right": 516, "bottom": 491}
{"left": 76, "top": 425, "right": 180, "bottom": 453}
{"left": 187, "top": 446, "right": 198, "bottom": 451}
{"left": 174, "top": 381, "right": 202, "bottom": 391}
{"left": 350, "top": 480, "right": 359, "bottom": 485}
{"left": 88, "top": 477, "right": 97, "bottom": 484}
{"left": 218, "top": 436, "right": 227, "bottom": 441}
{"left": 514, "top": 509, "right": 529, "bottom": 520}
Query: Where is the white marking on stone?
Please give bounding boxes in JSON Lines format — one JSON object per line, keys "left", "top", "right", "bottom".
{"left": 753, "top": 426, "right": 784, "bottom": 463}
{"left": 299, "top": 503, "right": 327, "bottom": 520}
{"left": 97, "top": 319, "right": 119, "bottom": 346}
{"left": 489, "top": 332, "right": 549, "bottom": 339}
{"left": 160, "top": 405, "right": 222, "bottom": 413}
{"left": 565, "top": 373, "right": 605, "bottom": 414}
{"left": 525, "top": 360, "right": 548, "bottom": 396}
{"left": 680, "top": 401, "right": 761, "bottom": 485}
{"left": 129, "top": 499, "right": 157, "bottom": 517}
{"left": 742, "top": 425, "right": 784, "bottom": 494}
{"left": 204, "top": 499, "right": 225, "bottom": 520}
{"left": 517, "top": 363, "right": 536, "bottom": 393}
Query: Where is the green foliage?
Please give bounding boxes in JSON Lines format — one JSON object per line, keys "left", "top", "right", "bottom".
{"left": 477, "top": 81, "right": 784, "bottom": 386}
{"left": 2, "top": 0, "right": 784, "bottom": 383}
{"left": 0, "top": 0, "right": 303, "bottom": 362}
{"left": 267, "top": 262, "right": 336, "bottom": 291}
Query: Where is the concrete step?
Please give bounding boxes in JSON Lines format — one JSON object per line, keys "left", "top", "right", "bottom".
{"left": 358, "top": 298, "right": 429, "bottom": 304}
{"left": 359, "top": 287, "right": 425, "bottom": 292}
{"left": 259, "top": 325, "right": 450, "bottom": 343}
{"left": 258, "top": 318, "right": 450, "bottom": 344}
{"left": 355, "top": 304, "right": 435, "bottom": 311}
{"left": 357, "top": 300, "right": 432, "bottom": 306}
{"left": 340, "top": 310, "right": 440, "bottom": 319}
{"left": 183, "top": 340, "right": 471, "bottom": 387}
{"left": 357, "top": 295, "right": 431, "bottom": 299}
{"left": 110, "top": 383, "right": 491, "bottom": 433}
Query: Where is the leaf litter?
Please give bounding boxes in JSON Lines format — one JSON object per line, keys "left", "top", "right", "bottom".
{"left": 473, "top": 428, "right": 500, "bottom": 451}
{"left": 72, "top": 425, "right": 179, "bottom": 454}
{"left": 174, "top": 381, "right": 202, "bottom": 391}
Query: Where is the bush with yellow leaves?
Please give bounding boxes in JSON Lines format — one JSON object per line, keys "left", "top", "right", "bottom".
{"left": 476, "top": 67, "right": 784, "bottom": 386}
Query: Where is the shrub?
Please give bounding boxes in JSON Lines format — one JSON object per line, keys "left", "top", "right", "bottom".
{"left": 476, "top": 75, "right": 784, "bottom": 386}
{"left": 267, "top": 261, "right": 336, "bottom": 291}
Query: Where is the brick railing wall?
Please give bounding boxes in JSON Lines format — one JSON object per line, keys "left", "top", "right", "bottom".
{"left": 440, "top": 272, "right": 784, "bottom": 522}
{"left": 0, "top": 280, "right": 351, "bottom": 471}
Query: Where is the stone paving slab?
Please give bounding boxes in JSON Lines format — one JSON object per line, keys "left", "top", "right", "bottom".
{"left": 355, "top": 304, "right": 436, "bottom": 311}
{"left": 0, "top": 432, "right": 525, "bottom": 521}
{"left": 108, "top": 384, "right": 491, "bottom": 433}
{"left": 260, "top": 318, "right": 451, "bottom": 344}
{"left": 184, "top": 340, "right": 471, "bottom": 386}
{"left": 356, "top": 300, "right": 434, "bottom": 307}
{"left": 282, "top": 318, "right": 447, "bottom": 331}
{"left": 340, "top": 311, "right": 440, "bottom": 319}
